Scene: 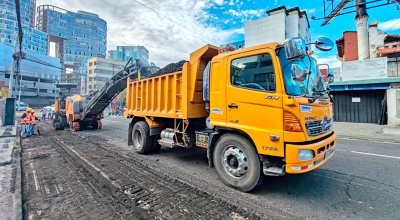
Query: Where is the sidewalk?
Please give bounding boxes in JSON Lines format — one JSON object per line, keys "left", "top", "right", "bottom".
{"left": 334, "top": 122, "right": 400, "bottom": 143}
{"left": 0, "top": 116, "right": 22, "bottom": 220}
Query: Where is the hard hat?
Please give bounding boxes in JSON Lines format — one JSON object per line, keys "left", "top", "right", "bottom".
{"left": 27, "top": 108, "right": 32, "bottom": 112}
{"left": 32, "top": 110, "right": 35, "bottom": 113}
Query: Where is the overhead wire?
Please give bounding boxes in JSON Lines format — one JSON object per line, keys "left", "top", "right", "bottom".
{"left": 130, "top": 0, "right": 216, "bottom": 43}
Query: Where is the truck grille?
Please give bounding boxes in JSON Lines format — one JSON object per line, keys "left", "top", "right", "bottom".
{"left": 305, "top": 118, "right": 332, "bottom": 137}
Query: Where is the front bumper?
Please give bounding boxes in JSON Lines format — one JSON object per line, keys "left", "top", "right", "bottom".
{"left": 285, "top": 132, "right": 336, "bottom": 174}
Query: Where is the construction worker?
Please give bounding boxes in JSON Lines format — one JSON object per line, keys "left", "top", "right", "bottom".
{"left": 21, "top": 108, "right": 32, "bottom": 137}
{"left": 30, "top": 110, "right": 40, "bottom": 135}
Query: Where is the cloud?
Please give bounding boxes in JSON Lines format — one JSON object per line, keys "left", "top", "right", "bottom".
{"left": 305, "top": 8, "right": 316, "bottom": 14}
{"left": 226, "top": 8, "right": 265, "bottom": 17}
{"left": 195, "top": 1, "right": 206, "bottom": 9}
{"left": 274, "top": 0, "right": 278, "bottom": 6}
{"left": 314, "top": 55, "right": 342, "bottom": 68}
{"left": 214, "top": 0, "right": 224, "bottom": 5}
{"left": 36, "top": 0, "right": 243, "bottom": 67}
{"left": 379, "top": 18, "right": 400, "bottom": 31}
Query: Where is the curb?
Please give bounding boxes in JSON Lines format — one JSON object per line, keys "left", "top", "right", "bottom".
{"left": 338, "top": 136, "right": 400, "bottom": 144}
{"left": 0, "top": 122, "right": 22, "bottom": 220}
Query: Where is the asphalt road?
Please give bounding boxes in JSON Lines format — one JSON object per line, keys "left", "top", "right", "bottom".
{"left": 80, "top": 116, "right": 400, "bottom": 220}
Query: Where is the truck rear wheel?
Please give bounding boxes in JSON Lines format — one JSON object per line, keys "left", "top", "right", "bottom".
{"left": 213, "top": 134, "right": 262, "bottom": 192}
{"left": 132, "top": 121, "right": 153, "bottom": 154}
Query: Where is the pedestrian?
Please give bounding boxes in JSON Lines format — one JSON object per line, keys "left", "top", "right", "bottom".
{"left": 47, "top": 107, "right": 51, "bottom": 120}
{"left": 30, "top": 110, "right": 40, "bottom": 135}
{"left": 21, "top": 108, "right": 32, "bottom": 137}
{"left": 41, "top": 107, "right": 46, "bottom": 121}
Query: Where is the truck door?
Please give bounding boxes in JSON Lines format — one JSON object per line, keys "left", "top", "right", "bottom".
{"left": 226, "top": 49, "right": 284, "bottom": 157}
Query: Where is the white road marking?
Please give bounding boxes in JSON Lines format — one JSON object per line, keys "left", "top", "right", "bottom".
{"left": 44, "top": 184, "right": 50, "bottom": 195}
{"left": 32, "top": 170, "right": 40, "bottom": 191}
{"left": 336, "top": 149, "right": 400, "bottom": 159}
{"left": 55, "top": 137, "right": 122, "bottom": 189}
{"left": 350, "top": 151, "right": 400, "bottom": 159}
{"left": 58, "top": 184, "right": 63, "bottom": 192}
{"left": 54, "top": 185, "right": 60, "bottom": 194}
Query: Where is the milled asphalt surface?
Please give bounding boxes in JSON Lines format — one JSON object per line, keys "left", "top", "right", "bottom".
{"left": 87, "top": 116, "right": 400, "bottom": 220}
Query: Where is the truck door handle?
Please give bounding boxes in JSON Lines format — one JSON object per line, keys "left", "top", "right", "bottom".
{"left": 228, "top": 104, "right": 238, "bottom": 109}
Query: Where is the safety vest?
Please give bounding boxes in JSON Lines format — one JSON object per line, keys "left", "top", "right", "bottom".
{"left": 31, "top": 114, "right": 36, "bottom": 125}
{"left": 21, "top": 112, "right": 31, "bottom": 124}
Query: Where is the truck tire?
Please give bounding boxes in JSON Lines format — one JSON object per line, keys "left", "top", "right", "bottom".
{"left": 213, "top": 133, "right": 262, "bottom": 192}
{"left": 132, "top": 121, "right": 153, "bottom": 154}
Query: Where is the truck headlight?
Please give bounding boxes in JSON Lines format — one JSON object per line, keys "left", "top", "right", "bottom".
{"left": 298, "top": 150, "right": 314, "bottom": 160}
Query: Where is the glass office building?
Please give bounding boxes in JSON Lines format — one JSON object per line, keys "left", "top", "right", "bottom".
{"left": 0, "top": 0, "right": 48, "bottom": 54}
{"left": 36, "top": 5, "right": 107, "bottom": 94}
{"left": 0, "top": 42, "right": 61, "bottom": 107}
{"left": 108, "top": 46, "right": 149, "bottom": 66}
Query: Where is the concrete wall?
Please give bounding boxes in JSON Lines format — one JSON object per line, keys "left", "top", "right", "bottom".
{"left": 369, "top": 24, "right": 386, "bottom": 58}
{"left": 245, "top": 13, "right": 286, "bottom": 47}
{"left": 387, "top": 88, "right": 400, "bottom": 126}
{"left": 245, "top": 9, "right": 310, "bottom": 48}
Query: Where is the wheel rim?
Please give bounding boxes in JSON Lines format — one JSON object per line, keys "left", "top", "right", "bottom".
{"left": 133, "top": 129, "right": 143, "bottom": 149}
{"left": 221, "top": 145, "right": 248, "bottom": 178}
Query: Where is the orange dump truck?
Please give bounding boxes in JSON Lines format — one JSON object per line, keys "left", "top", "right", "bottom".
{"left": 125, "top": 37, "right": 337, "bottom": 192}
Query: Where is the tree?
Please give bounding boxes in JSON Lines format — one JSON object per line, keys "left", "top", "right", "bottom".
{"left": 1, "top": 87, "right": 9, "bottom": 99}
{"left": 116, "top": 89, "right": 126, "bottom": 106}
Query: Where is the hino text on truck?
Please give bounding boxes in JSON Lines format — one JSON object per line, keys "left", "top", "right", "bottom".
{"left": 124, "top": 37, "right": 337, "bottom": 192}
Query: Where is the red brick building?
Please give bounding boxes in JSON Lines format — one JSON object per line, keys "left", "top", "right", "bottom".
{"left": 336, "top": 31, "right": 359, "bottom": 62}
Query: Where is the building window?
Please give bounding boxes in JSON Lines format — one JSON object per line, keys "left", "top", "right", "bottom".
{"left": 89, "top": 62, "right": 93, "bottom": 67}
{"left": 230, "top": 53, "right": 276, "bottom": 92}
{"left": 89, "top": 70, "right": 92, "bottom": 74}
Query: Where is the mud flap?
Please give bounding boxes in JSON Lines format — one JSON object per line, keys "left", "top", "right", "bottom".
{"left": 207, "top": 131, "right": 219, "bottom": 168}
{"left": 128, "top": 123, "right": 134, "bottom": 146}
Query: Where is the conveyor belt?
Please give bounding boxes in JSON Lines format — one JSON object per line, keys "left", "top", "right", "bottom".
{"left": 81, "top": 59, "right": 142, "bottom": 121}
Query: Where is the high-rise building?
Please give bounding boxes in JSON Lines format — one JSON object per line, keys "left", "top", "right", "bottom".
{"left": 86, "top": 57, "right": 125, "bottom": 94}
{"left": 36, "top": 5, "right": 107, "bottom": 94}
{"left": 0, "top": 0, "right": 48, "bottom": 54}
{"left": 245, "top": 6, "right": 311, "bottom": 48}
{"left": 0, "top": 42, "right": 62, "bottom": 107}
{"left": 108, "top": 46, "right": 149, "bottom": 65}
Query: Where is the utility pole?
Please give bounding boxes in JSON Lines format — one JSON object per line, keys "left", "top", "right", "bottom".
{"left": 17, "top": 74, "right": 22, "bottom": 106}
{"left": 8, "top": 34, "right": 18, "bottom": 98}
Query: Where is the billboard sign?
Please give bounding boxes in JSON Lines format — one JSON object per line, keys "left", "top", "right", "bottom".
{"left": 341, "top": 57, "right": 387, "bottom": 81}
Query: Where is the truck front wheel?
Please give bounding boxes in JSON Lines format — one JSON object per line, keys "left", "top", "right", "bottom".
{"left": 213, "top": 134, "right": 262, "bottom": 192}
{"left": 132, "top": 121, "right": 153, "bottom": 154}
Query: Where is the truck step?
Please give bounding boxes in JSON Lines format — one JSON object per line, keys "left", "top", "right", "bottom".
{"left": 157, "top": 139, "right": 178, "bottom": 148}
{"left": 263, "top": 166, "right": 286, "bottom": 176}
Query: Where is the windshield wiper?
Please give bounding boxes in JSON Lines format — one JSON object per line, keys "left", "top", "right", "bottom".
{"left": 308, "top": 90, "right": 326, "bottom": 104}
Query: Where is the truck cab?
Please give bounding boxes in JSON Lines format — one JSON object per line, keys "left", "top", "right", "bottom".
{"left": 207, "top": 38, "right": 335, "bottom": 177}
{"left": 125, "top": 37, "right": 336, "bottom": 192}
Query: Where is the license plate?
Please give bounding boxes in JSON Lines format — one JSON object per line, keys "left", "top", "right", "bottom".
{"left": 325, "top": 149, "right": 333, "bottom": 159}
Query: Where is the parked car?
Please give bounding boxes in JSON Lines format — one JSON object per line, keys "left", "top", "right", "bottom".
{"left": 16, "top": 103, "right": 28, "bottom": 111}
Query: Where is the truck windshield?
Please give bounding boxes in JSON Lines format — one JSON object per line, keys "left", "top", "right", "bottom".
{"left": 278, "top": 48, "right": 328, "bottom": 98}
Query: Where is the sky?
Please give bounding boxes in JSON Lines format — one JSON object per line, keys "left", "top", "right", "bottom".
{"left": 36, "top": 0, "right": 400, "bottom": 67}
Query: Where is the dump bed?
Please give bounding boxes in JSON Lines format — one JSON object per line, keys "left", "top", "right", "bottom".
{"left": 125, "top": 45, "right": 218, "bottom": 119}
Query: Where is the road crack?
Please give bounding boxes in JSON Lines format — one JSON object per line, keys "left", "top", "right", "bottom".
{"left": 319, "top": 168, "right": 400, "bottom": 191}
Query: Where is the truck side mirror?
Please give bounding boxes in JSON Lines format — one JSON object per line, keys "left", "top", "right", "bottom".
{"left": 314, "top": 37, "right": 334, "bottom": 52}
{"left": 291, "top": 64, "right": 309, "bottom": 81}
{"left": 328, "top": 69, "right": 335, "bottom": 83}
